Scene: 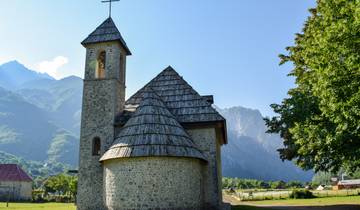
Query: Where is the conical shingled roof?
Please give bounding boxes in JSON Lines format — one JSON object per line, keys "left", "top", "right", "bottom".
{"left": 124, "top": 66, "right": 225, "bottom": 123}
{"left": 81, "top": 17, "right": 131, "bottom": 55}
{"left": 100, "top": 88, "right": 206, "bottom": 162}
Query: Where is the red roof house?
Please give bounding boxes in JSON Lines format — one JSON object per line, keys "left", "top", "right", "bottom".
{"left": 0, "top": 164, "right": 32, "bottom": 182}
{"left": 0, "top": 164, "right": 32, "bottom": 201}
{"left": 335, "top": 179, "right": 360, "bottom": 190}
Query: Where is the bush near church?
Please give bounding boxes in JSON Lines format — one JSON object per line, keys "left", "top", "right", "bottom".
{"left": 289, "top": 189, "right": 315, "bottom": 199}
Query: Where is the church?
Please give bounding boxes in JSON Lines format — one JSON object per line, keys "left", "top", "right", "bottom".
{"left": 77, "top": 14, "right": 228, "bottom": 210}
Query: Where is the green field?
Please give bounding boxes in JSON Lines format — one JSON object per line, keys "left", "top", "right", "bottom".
{"left": 1, "top": 197, "right": 360, "bottom": 210}
{"left": 231, "top": 189, "right": 360, "bottom": 201}
{"left": 232, "top": 205, "right": 273, "bottom": 210}
{"left": 231, "top": 196, "right": 360, "bottom": 210}
{"left": 0, "top": 202, "right": 76, "bottom": 210}
{"left": 242, "top": 195, "right": 360, "bottom": 206}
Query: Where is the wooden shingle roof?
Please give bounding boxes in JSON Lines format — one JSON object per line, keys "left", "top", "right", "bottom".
{"left": 120, "top": 66, "right": 225, "bottom": 124}
{"left": 100, "top": 88, "right": 206, "bottom": 162}
{"left": 0, "top": 164, "right": 32, "bottom": 182}
{"left": 81, "top": 17, "right": 131, "bottom": 55}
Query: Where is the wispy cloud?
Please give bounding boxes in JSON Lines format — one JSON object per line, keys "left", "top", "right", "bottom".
{"left": 36, "top": 56, "right": 69, "bottom": 79}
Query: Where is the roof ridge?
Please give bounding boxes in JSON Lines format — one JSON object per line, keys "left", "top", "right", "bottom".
{"left": 81, "top": 17, "right": 131, "bottom": 55}
{"left": 119, "top": 66, "right": 227, "bottom": 144}
{"left": 125, "top": 67, "right": 186, "bottom": 104}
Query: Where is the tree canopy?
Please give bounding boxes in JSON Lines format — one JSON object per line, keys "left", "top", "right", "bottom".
{"left": 43, "top": 174, "right": 77, "bottom": 199}
{"left": 265, "top": 0, "right": 360, "bottom": 173}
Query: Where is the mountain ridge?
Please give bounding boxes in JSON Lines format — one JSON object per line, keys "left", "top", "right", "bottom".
{"left": 0, "top": 61, "right": 54, "bottom": 90}
{"left": 218, "top": 106, "right": 313, "bottom": 181}
{"left": 0, "top": 60, "right": 312, "bottom": 181}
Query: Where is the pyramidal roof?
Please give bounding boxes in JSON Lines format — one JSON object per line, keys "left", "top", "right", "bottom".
{"left": 0, "top": 164, "right": 32, "bottom": 182}
{"left": 81, "top": 17, "right": 131, "bottom": 55}
{"left": 123, "top": 66, "right": 225, "bottom": 123}
{"left": 100, "top": 88, "right": 206, "bottom": 162}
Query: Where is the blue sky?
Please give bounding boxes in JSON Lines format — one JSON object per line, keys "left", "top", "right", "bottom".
{"left": 0, "top": 0, "right": 316, "bottom": 116}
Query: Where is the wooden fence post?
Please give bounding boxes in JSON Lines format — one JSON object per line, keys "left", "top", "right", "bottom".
{"left": 6, "top": 190, "right": 10, "bottom": 207}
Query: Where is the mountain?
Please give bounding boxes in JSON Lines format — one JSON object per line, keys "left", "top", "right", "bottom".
{"left": 0, "top": 61, "right": 80, "bottom": 166}
{"left": 218, "top": 106, "right": 313, "bottom": 181}
{"left": 0, "top": 60, "right": 312, "bottom": 181}
{"left": 0, "top": 151, "right": 70, "bottom": 180}
{"left": 0, "top": 61, "right": 53, "bottom": 90}
{"left": 17, "top": 75, "right": 83, "bottom": 135}
{"left": 0, "top": 87, "right": 79, "bottom": 165}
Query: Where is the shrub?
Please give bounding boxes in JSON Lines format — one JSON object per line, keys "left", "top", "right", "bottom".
{"left": 289, "top": 190, "right": 315, "bottom": 199}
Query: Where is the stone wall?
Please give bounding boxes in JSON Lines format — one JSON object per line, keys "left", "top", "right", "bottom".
{"left": 77, "top": 41, "right": 127, "bottom": 210}
{"left": 103, "top": 157, "right": 203, "bottom": 210}
{"left": 187, "top": 128, "right": 222, "bottom": 209}
{"left": 0, "top": 181, "right": 32, "bottom": 201}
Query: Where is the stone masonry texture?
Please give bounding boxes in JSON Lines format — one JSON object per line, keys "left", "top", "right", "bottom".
{"left": 103, "top": 157, "right": 203, "bottom": 210}
{"left": 187, "top": 128, "right": 223, "bottom": 209}
{"left": 77, "top": 41, "right": 127, "bottom": 210}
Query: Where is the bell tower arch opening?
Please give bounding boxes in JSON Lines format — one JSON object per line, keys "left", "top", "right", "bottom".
{"left": 96, "top": 51, "right": 106, "bottom": 79}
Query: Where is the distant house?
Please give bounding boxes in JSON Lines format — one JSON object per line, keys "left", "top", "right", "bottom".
{"left": 0, "top": 164, "right": 32, "bottom": 201}
{"left": 316, "top": 185, "right": 325, "bottom": 191}
{"left": 333, "top": 179, "right": 360, "bottom": 190}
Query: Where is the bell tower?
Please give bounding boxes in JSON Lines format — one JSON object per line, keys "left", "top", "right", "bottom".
{"left": 77, "top": 17, "right": 131, "bottom": 210}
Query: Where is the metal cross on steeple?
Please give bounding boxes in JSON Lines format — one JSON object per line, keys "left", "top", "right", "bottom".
{"left": 102, "top": 0, "right": 120, "bottom": 17}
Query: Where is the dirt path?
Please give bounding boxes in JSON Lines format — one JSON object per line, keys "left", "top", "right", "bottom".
{"left": 223, "top": 193, "right": 243, "bottom": 205}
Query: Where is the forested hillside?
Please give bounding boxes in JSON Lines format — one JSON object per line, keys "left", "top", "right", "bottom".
{"left": 0, "top": 61, "right": 81, "bottom": 166}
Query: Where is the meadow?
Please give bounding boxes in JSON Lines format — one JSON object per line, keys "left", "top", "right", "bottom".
{"left": 225, "top": 194, "right": 360, "bottom": 210}
{"left": 241, "top": 195, "right": 360, "bottom": 206}
{"left": 0, "top": 202, "right": 76, "bottom": 210}
{"left": 231, "top": 189, "right": 360, "bottom": 201}
{"left": 1, "top": 196, "right": 360, "bottom": 210}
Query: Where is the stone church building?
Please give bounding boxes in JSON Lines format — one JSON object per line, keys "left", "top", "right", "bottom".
{"left": 77, "top": 17, "right": 228, "bottom": 210}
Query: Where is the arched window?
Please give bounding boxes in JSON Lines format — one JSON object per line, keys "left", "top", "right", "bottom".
{"left": 92, "top": 137, "right": 101, "bottom": 156}
{"left": 96, "top": 51, "right": 106, "bottom": 79}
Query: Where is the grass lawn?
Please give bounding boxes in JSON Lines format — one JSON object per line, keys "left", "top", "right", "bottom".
{"left": 231, "top": 196, "right": 360, "bottom": 210}
{"left": 232, "top": 205, "right": 277, "bottom": 210}
{"left": 0, "top": 202, "right": 76, "bottom": 210}
{"left": 242, "top": 195, "right": 360, "bottom": 206}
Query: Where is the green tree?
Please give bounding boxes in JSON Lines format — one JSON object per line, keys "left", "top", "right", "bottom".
{"left": 265, "top": 0, "right": 360, "bottom": 173}
{"left": 286, "top": 181, "right": 304, "bottom": 189}
{"left": 351, "top": 169, "right": 360, "bottom": 179}
{"left": 270, "top": 181, "right": 287, "bottom": 189}
{"left": 311, "top": 171, "right": 333, "bottom": 186}
{"left": 43, "top": 174, "right": 78, "bottom": 198}
{"left": 68, "top": 176, "right": 78, "bottom": 199}
{"left": 259, "top": 181, "right": 270, "bottom": 189}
